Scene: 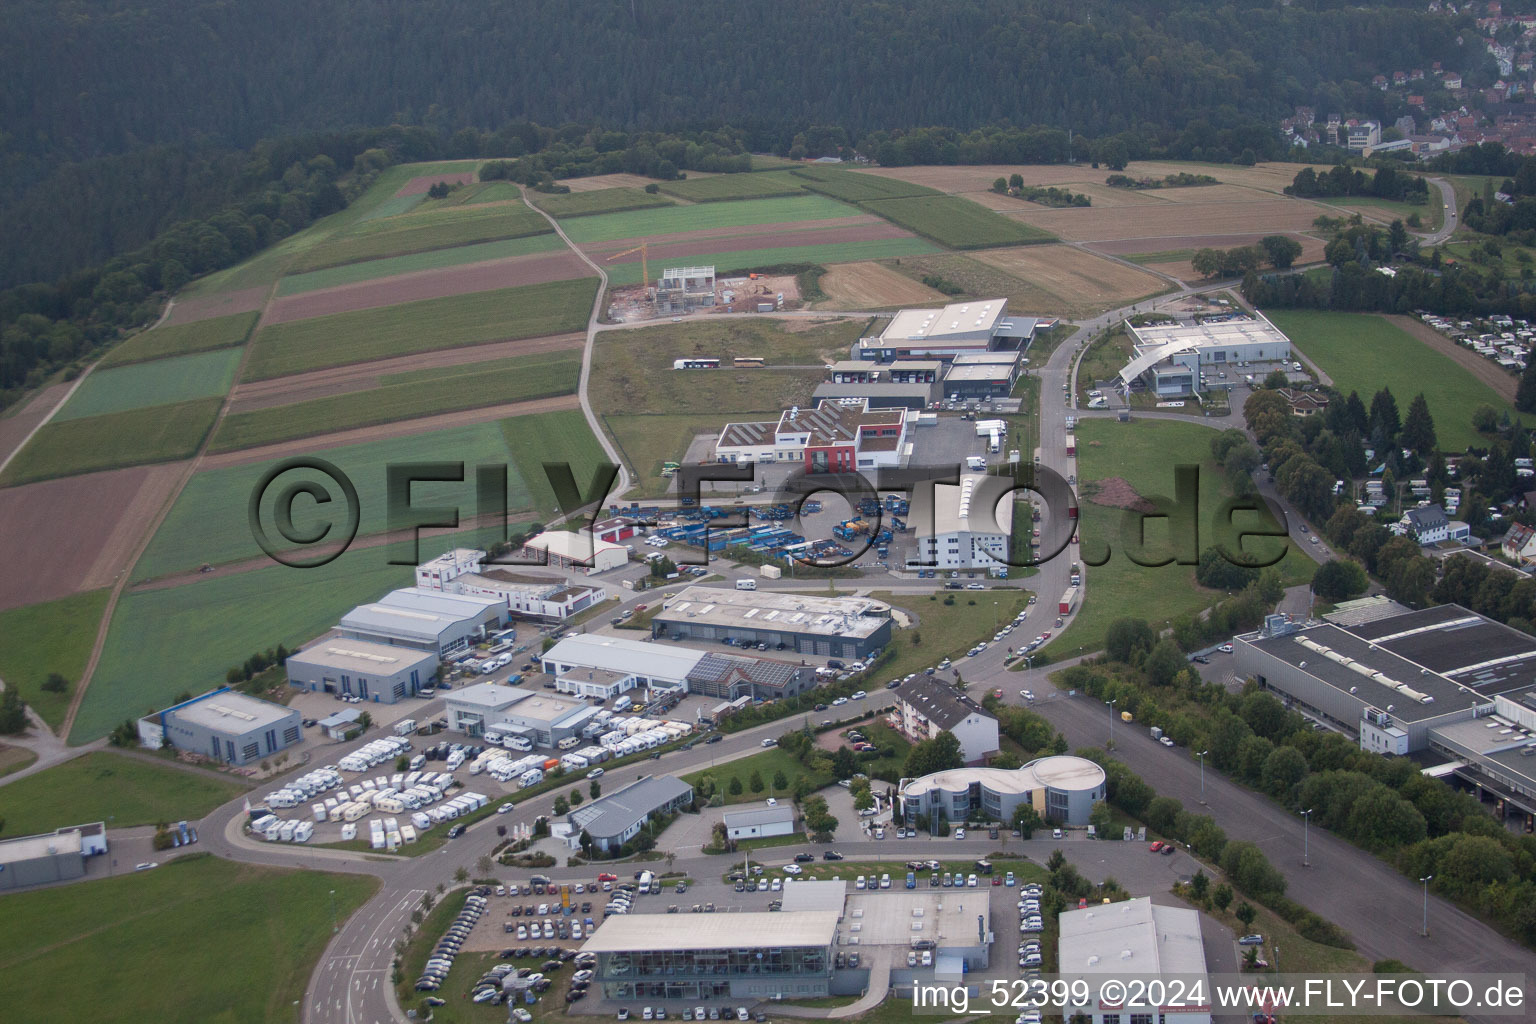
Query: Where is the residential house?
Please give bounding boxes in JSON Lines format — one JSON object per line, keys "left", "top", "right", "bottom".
{"left": 888, "top": 676, "right": 1000, "bottom": 765}
{"left": 1404, "top": 505, "right": 1451, "bottom": 545}
{"left": 1502, "top": 522, "right": 1536, "bottom": 565}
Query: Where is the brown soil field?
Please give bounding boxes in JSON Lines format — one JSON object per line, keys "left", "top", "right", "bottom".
{"left": 262, "top": 251, "right": 593, "bottom": 325}
{"left": 396, "top": 171, "right": 477, "bottom": 196}
{"left": 557, "top": 173, "right": 670, "bottom": 192}
{"left": 1082, "top": 476, "right": 1154, "bottom": 513}
{"left": 164, "top": 286, "right": 268, "bottom": 326}
{"left": 1382, "top": 314, "right": 1519, "bottom": 404}
{"left": 1139, "top": 260, "right": 1204, "bottom": 284}
{"left": 0, "top": 461, "right": 186, "bottom": 611}
{"left": 1002, "top": 199, "right": 1319, "bottom": 242}
{"left": 970, "top": 245, "right": 1169, "bottom": 309}
{"left": 592, "top": 223, "right": 913, "bottom": 268}
{"left": 817, "top": 261, "right": 949, "bottom": 309}
{"left": 0, "top": 381, "right": 72, "bottom": 467}
{"left": 1140, "top": 183, "right": 1276, "bottom": 205}
{"left": 580, "top": 214, "right": 885, "bottom": 254}
{"left": 198, "top": 395, "right": 580, "bottom": 470}
{"left": 226, "top": 333, "right": 585, "bottom": 412}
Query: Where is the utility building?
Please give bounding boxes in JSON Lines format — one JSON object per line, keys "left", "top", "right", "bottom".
{"left": 416, "top": 548, "right": 607, "bottom": 622}
{"left": 285, "top": 639, "right": 438, "bottom": 703}
{"left": 337, "top": 588, "right": 504, "bottom": 657}
{"left": 651, "top": 586, "right": 893, "bottom": 659}
{"left": 911, "top": 474, "right": 1015, "bottom": 571}
{"left": 137, "top": 689, "right": 301, "bottom": 766}
{"left": 567, "top": 774, "right": 694, "bottom": 853}
{"left": 0, "top": 823, "right": 107, "bottom": 892}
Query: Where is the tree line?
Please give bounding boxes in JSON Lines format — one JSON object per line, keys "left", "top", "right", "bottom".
{"left": 1285, "top": 163, "right": 1430, "bottom": 203}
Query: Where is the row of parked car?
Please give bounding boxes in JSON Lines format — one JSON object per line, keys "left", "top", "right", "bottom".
{"left": 415, "top": 891, "right": 488, "bottom": 992}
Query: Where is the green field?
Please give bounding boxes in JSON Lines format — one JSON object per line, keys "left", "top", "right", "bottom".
{"left": 133, "top": 420, "right": 532, "bottom": 581}
{"left": 0, "top": 751, "right": 249, "bottom": 835}
{"left": 657, "top": 170, "right": 807, "bottom": 203}
{"left": 561, "top": 194, "right": 861, "bottom": 244}
{"left": 603, "top": 237, "right": 941, "bottom": 287}
{"left": 1051, "top": 418, "right": 1312, "bottom": 656}
{"left": 1266, "top": 310, "right": 1510, "bottom": 451}
{"left": 209, "top": 351, "right": 580, "bottom": 452}
{"left": 863, "top": 195, "right": 1056, "bottom": 248}
{"left": 290, "top": 202, "right": 553, "bottom": 273}
{"left": 0, "top": 397, "right": 221, "bottom": 487}
{"left": 56, "top": 348, "right": 242, "bottom": 421}
{"left": 460, "top": 181, "right": 524, "bottom": 204}
{"left": 602, "top": 413, "right": 732, "bottom": 498}
{"left": 683, "top": 747, "right": 826, "bottom": 804}
{"left": 790, "top": 166, "right": 942, "bottom": 202}
{"left": 531, "top": 187, "right": 676, "bottom": 218}
{"left": 0, "top": 589, "right": 110, "bottom": 730}
{"left": 99, "top": 312, "right": 259, "bottom": 368}
{"left": 0, "top": 854, "right": 377, "bottom": 1024}
{"left": 358, "top": 193, "right": 426, "bottom": 221}
{"left": 499, "top": 409, "right": 611, "bottom": 514}
{"left": 242, "top": 277, "right": 597, "bottom": 380}
{"left": 275, "top": 234, "right": 566, "bottom": 295}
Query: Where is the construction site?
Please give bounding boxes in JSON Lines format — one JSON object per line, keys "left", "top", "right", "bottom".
{"left": 604, "top": 258, "right": 802, "bottom": 322}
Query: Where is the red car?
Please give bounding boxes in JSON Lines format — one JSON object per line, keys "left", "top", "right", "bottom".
{"left": 597, "top": 873, "right": 618, "bottom": 882}
{"left": 1149, "top": 841, "right": 1164, "bottom": 852}
{"left": 1040, "top": 631, "right": 1052, "bottom": 640}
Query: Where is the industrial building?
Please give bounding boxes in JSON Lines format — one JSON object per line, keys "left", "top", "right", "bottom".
{"left": 137, "top": 688, "right": 301, "bottom": 766}
{"left": 723, "top": 802, "right": 797, "bottom": 840}
{"left": 811, "top": 380, "right": 936, "bottom": 411}
{"left": 899, "top": 755, "right": 1107, "bottom": 828}
{"left": 415, "top": 548, "right": 607, "bottom": 621}
{"left": 1235, "top": 605, "right": 1536, "bottom": 827}
{"left": 656, "top": 265, "right": 716, "bottom": 312}
{"left": 542, "top": 633, "right": 818, "bottom": 702}
{"left": 1058, "top": 898, "right": 1212, "bottom": 1024}
{"left": 285, "top": 638, "right": 438, "bottom": 703}
{"left": 567, "top": 774, "right": 694, "bottom": 853}
{"left": 1118, "top": 314, "right": 1293, "bottom": 397}
{"left": 651, "top": 586, "right": 893, "bottom": 659}
{"left": 0, "top": 823, "right": 107, "bottom": 892}
{"left": 714, "top": 400, "right": 909, "bottom": 473}
{"left": 581, "top": 910, "right": 838, "bottom": 999}
{"left": 889, "top": 676, "right": 1000, "bottom": 764}
{"left": 910, "top": 474, "right": 1015, "bottom": 571}
{"left": 337, "top": 588, "right": 504, "bottom": 657}
{"left": 855, "top": 299, "right": 1036, "bottom": 362}
{"left": 515, "top": 531, "right": 629, "bottom": 574}
{"left": 543, "top": 634, "right": 703, "bottom": 693}
{"left": 943, "top": 352, "right": 1023, "bottom": 400}
{"left": 443, "top": 682, "right": 598, "bottom": 748}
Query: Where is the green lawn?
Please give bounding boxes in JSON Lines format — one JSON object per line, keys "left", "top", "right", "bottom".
{"left": 531, "top": 187, "right": 676, "bottom": 218}
{"left": 1266, "top": 309, "right": 1511, "bottom": 451}
{"left": 500, "top": 409, "right": 612, "bottom": 515}
{"left": 275, "top": 234, "right": 566, "bottom": 295}
{"left": 209, "top": 351, "right": 580, "bottom": 452}
{"left": 56, "top": 348, "right": 242, "bottom": 421}
{"left": 290, "top": 202, "right": 552, "bottom": 273}
{"left": 0, "top": 397, "right": 220, "bottom": 487}
{"left": 1050, "top": 418, "right": 1312, "bottom": 656}
{"left": 0, "top": 853, "right": 377, "bottom": 1024}
{"left": 657, "top": 170, "right": 807, "bottom": 202}
{"left": 0, "top": 751, "right": 250, "bottom": 835}
{"left": 133, "top": 420, "right": 531, "bottom": 581}
{"left": 863, "top": 195, "right": 1056, "bottom": 249}
{"left": 682, "top": 747, "right": 826, "bottom": 804}
{"left": 461, "top": 181, "right": 525, "bottom": 204}
{"left": 561, "top": 194, "right": 861, "bottom": 243}
{"left": 242, "top": 277, "right": 597, "bottom": 380}
{"left": 1318, "top": 194, "right": 1443, "bottom": 233}
{"left": 98, "top": 312, "right": 259, "bottom": 368}
{"left": 602, "top": 413, "right": 735, "bottom": 498}
{"left": 874, "top": 588, "right": 1033, "bottom": 681}
{"left": 603, "top": 237, "right": 941, "bottom": 287}
{"left": 357, "top": 193, "right": 426, "bottom": 221}
{"left": 0, "top": 589, "right": 110, "bottom": 730}
{"left": 790, "top": 166, "right": 942, "bottom": 202}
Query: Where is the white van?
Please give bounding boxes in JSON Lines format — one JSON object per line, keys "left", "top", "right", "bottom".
{"left": 735, "top": 578, "right": 757, "bottom": 591}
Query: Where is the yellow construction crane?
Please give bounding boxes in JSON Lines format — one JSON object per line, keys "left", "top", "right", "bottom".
{"left": 607, "top": 243, "right": 650, "bottom": 302}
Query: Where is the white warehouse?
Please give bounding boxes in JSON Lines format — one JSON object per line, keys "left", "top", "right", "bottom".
{"left": 911, "top": 474, "right": 1015, "bottom": 571}
{"left": 1119, "top": 314, "right": 1293, "bottom": 397}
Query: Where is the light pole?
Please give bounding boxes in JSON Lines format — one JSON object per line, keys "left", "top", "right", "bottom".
{"left": 1196, "top": 751, "right": 1209, "bottom": 805}
{"left": 993, "top": 601, "right": 999, "bottom": 634}
{"left": 1420, "top": 875, "right": 1433, "bottom": 937}
{"left": 1106, "top": 699, "right": 1117, "bottom": 747}
{"left": 329, "top": 888, "right": 338, "bottom": 933}
{"left": 1300, "top": 808, "right": 1313, "bottom": 867}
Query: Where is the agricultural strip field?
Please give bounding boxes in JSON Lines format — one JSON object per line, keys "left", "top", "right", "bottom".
{"left": 499, "top": 409, "right": 612, "bottom": 515}
{"left": 209, "top": 351, "right": 580, "bottom": 452}
{"left": 855, "top": 160, "right": 1325, "bottom": 195}
{"left": 289, "top": 202, "right": 553, "bottom": 274}
{"left": 0, "top": 854, "right": 377, "bottom": 1024}
{"left": 132, "top": 420, "right": 532, "bottom": 581}
{"left": 967, "top": 245, "right": 1172, "bottom": 317}
{"left": 530, "top": 187, "right": 676, "bottom": 218}
{"left": 0, "top": 589, "right": 110, "bottom": 728}
{"left": 1052, "top": 418, "right": 1312, "bottom": 656}
{"left": 274, "top": 235, "right": 566, "bottom": 296}
{"left": 1003, "top": 197, "right": 1319, "bottom": 244}
{"left": 397, "top": 170, "right": 477, "bottom": 196}
{"left": 559, "top": 194, "right": 861, "bottom": 244}
{"left": 82, "top": 532, "right": 507, "bottom": 741}
{"left": 55, "top": 348, "right": 242, "bottom": 421}
{"left": 1265, "top": 310, "right": 1512, "bottom": 452}
{"left": 603, "top": 238, "right": 941, "bottom": 287}
{"left": 789, "top": 166, "right": 942, "bottom": 202}
{"left": 862, "top": 195, "right": 1056, "bottom": 249}
{"left": 816, "top": 261, "right": 949, "bottom": 309}
{"left": 554, "top": 172, "right": 661, "bottom": 192}
{"left": 161, "top": 287, "right": 269, "bottom": 327}
{"left": 0, "top": 397, "right": 220, "bottom": 487}
{"left": 656, "top": 170, "right": 807, "bottom": 202}
{"left": 882, "top": 252, "right": 1085, "bottom": 318}
{"left": 241, "top": 277, "right": 597, "bottom": 380}
{"left": 99, "top": 311, "right": 258, "bottom": 368}
{"left": 0, "top": 463, "right": 184, "bottom": 612}
{"left": 263, "top": 250, "right": 592, "bottom": 324}
{"left": 0, "top": 751, "right": 249, "bottom": 836}
{"left": 357, "top": 193, "right": 424, "bottom": 222}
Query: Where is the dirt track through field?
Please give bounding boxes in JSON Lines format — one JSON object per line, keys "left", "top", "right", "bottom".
{"left": 198, "top": 395, "right": 579, "bottom": 470}
{"left": 0, "top": 462, "right": 187, "bottom": 611}
{"left": 0, "top": 381, "right": 72, "bottom": 468}
{"left": 262, "top": 251, "right": 593, "bottom": 324}
{"left": 1381, "top": 314, "right": 1519, "bottom": 404}
{"left": 817, "top": 262, "right": 949, "bottom": 308}
{"left": 225, "top": 333, "right": 586, "bottom": 412}
{"left": 163, "top": 287, "right": 268, "bottom": 326}
{"left": 396, "top": 172, "right": 476, "bottom": 196}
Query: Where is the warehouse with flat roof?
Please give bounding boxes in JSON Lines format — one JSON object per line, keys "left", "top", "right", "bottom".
{"left": 516, "top": 531, "right": 628, "bottom": 573}
{"left": 651, "top": 586, "right": 893, "bottom": 659}
{"left": 911, "top": 474, "right": 1015, "bottom": 571}
{"left": 723, "top": 802, "right": 796, "bottom": 840}
{"left": 285, "top": 638, "right": 437, "bottom": 703}
{"left": 337, "top": 588, "right": 504, "bottom": 657}
{"left": 855, "top": 300, "right": 1036, "bottom": 362}
{"left": 443, "top": 682, "right": 597, "bottom": 747}
{"left": 1120, "top": 314, "right": 1292, "bottom": 397}
{"left": 0, "top": 823, "right": 108, "bottom": 892}
{"left": 415, "top": 547, "right": 606, "bottom": 622}
{"left": 567, "top": 774, "right": 694, "bottom": 853}
{"left": 137, "top": 688, "right": 301, "bottom": 766}
{"left": 1059, "top": 898, "right": 1211, "bottom": 1024}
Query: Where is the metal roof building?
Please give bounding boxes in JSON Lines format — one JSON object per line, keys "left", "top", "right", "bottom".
{"left": 0, "top": 823, "right": 107, "bottom": 892}
{"left": 542, "top": 634, "right": 705, "bottom": 688}
{"left": 1058, "top": 898, "right": 1211, "bottom": 1024}
{"left": 443, "top": 682, "right": 597, "bottom": 747}
{"left": 723, "top": 801, "right": 797, "bottom": 839}
{"left": 651, "top": 586, "right": 893, "bottom": 659}
{"left": 567, "top": 774, "right": 694, "bottom": 852}
{"left": 856, "top": 300, "right": 1035, "bottom": 361}
{"left": 285, "top": 638, "right": 438, "bottom": 704}
{"left": 337, "top": 588, "right": 503, "bottom": 657}
{"left": 137, "top": 688, "right": 301, "bottom": 767}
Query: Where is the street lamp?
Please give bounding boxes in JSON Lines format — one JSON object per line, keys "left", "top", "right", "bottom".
{"left": 329, "top": 888, "right": 338, "bottom": 934}
{"left": 1196, "top": 751, "right": 1209, "bottom": 805}
{"left": 1420, "top": 875, "right": 1433, "bottom": 937}
{"left": 1106, "top": 699, "right": 1117, "bottom": 747}
{"left": 1300, "top": 808, "right": 1313, "bottom": 867}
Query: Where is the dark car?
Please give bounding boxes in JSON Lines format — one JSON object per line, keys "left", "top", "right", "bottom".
{"left": 822, "top": 851, "right": 844, "bottom": 861}
{"left": 1160, "top": 843, "right": 1176, "bottom": 856}
{"left": 446, "top": 824, "right": 465, "bottom": 839}
{"left": 705, "top": 734, "right": 723, "bottom": 744}
{"left": 794, "top": 853, "right": 815, "bottom": 862}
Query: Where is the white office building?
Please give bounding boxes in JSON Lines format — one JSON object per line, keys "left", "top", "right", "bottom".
{"left": 911, "top": 474, "right": 1015, "bottom": 571}
{"left": 1119, "top": 314, "right": 1293, "bottom": 397}
{"left": 416, "top": 548, "right": 606, "bottom": 622}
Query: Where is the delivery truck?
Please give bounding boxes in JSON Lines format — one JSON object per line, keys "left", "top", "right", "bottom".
{"left": 1059, "top": 586, "right": 1079, "bottom": 615}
